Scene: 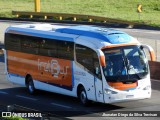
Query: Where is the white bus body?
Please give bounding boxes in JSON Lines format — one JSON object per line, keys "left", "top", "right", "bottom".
{"left": 4, "top": 24, "right": 155, "bottom": 105}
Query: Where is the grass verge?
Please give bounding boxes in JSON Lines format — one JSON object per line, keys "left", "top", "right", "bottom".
{"left": 0, "top": 0, "right": 159, "bottom": 27}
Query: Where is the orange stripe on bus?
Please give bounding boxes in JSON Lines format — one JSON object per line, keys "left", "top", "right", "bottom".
{"left": 108, "top": 81, "right": 137, "bottom": 91}
{"left": 101, "top": 43, "right": 139, "bottom": 50}
{"left": 7, "top": 50, "right": 72, "bottom": 87}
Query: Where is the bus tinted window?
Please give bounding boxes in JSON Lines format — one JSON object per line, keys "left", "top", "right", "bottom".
{"left": 76, "top": 44, "right": 101, "bottom": 78}
{"left": 5, "top": 33, "right": 74, "bottom": 60}
{"left": 21, "top": 36, "right": 39, "bottom": 54}
{"left": 57, "top": 41, "right": 74, "bottom": 60}
{"left": 39, "top": 39, "right": 57, "bottom": 57}
{"left": 5, "top": 33, "right": 21, "bottom": 52}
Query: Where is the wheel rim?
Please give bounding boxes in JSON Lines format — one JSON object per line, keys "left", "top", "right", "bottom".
{"left": 80, "top": 91, "right": 87, "bottom": 104}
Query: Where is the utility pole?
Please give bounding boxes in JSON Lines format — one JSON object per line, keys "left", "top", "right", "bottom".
{"left": 35, "top": 0, "right": 40, "bottom": 12}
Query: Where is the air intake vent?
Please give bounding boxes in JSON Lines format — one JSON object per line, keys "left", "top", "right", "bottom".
{"left": 29, "top": 25, "right": 35, "bottom": 28}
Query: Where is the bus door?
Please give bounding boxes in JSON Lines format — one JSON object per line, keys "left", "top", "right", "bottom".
{"left": 76, "top": 44, "right": 104, "bottom": 102}
{"left": 94, "top": 76, "right": 104, "bottom": 103}
{"left": 93, "top": 55, "right": 104, "bottom": 103}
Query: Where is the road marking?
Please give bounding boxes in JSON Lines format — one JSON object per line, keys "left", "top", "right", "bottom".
{"left": 84, "top": 110, "right": 94, "bottom": 114}
{"left": 14, "top": 104, "right": 39, "bottom": 112}
{"left": 16, "top": 95, "right": 37, "bottom": 101}
{"left": 51, "top": 103, "right": 72, "bottom": 109}
{"left": 0, "top": 91, "right": 8, "bottom": 94}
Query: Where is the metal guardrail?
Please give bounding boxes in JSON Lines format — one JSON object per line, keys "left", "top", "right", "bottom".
{"left": 12, "top": 11, "right": 141, "bottom": 27}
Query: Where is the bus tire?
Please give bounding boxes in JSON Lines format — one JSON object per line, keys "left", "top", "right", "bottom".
{"left": 78, "top": 87, "right": 90, "bottom": 106}
{"left": 26, "top": 76, "right": 36, "bottom": 95}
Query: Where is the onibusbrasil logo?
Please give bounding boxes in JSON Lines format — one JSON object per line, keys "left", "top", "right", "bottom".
{"left": 1, "top": 112, "right": 42, "bottom": 118}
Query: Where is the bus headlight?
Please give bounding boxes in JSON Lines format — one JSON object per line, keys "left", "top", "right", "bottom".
{"left": 143, "top": 85, "right": 151, "bottom": 90}
{"left": 105, "top": 89, "right": 118, "bottom": 94}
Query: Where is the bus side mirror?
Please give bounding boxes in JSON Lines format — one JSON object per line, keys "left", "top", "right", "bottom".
{"left": 141, "top": 45, "right": 156, "bottom": 61}
{"left": 99, "top": 55, "right": 106, "bottom": 67}
{"left": 97, "top": 49, "right": 106, "bottom": 67}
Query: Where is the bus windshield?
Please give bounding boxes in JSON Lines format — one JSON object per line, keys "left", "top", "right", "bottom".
{"left": 102, "top": 45, "right": 149, "bottom": 82}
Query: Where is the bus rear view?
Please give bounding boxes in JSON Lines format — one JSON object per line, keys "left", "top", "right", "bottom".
{"left": 4, "top": 24, "right": 155, "bottom": 105}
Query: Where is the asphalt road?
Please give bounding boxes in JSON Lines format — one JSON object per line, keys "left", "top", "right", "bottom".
{"left": 0, "top": 20, "right": 160, "bottom": 120}
{"left": 0, "top": 50, "right": 160, "bottom": 120}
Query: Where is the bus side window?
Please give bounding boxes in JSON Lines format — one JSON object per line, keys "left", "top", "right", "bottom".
{"left": 5, "top": 33, "right": 21, "bottom": 52}
{"left": 21, "top": 36, "right": 39, "bottom": 54}
{"left": 76, "top": 44, "right": 102, "bottom": 79}
{"left": 57, "top": 41, "right": 74, "bottom": 60}
{"left": 39, "top": 39, "right": 57, "bottom": 57}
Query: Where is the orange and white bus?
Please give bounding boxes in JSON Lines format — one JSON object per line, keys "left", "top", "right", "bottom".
{"left": 4, "top": 24, "right": 155, "bottom": 105}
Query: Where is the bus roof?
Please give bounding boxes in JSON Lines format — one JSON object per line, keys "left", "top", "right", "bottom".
{"left": 6, "top": 24, "right": 139, "bottom": 49}
{"left": 56, "top": 26, "right": 133, "bottom": 44}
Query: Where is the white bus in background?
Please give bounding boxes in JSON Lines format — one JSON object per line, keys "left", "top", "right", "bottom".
{"left": 4, "top": 24, "right": 155, "bottom": 105}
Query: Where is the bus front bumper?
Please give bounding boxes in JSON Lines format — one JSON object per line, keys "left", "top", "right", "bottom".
{"left": 103, "top": 88, "right": 151, "bottom": 104}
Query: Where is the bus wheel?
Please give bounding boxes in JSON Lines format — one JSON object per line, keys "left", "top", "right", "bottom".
{"left": 26, "top": 76, "right": 36, "bottom": 94}
{"left": 79, "top": 87, "right": 90, "bottom": 106}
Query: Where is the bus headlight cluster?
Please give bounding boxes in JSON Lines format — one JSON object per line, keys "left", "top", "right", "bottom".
{"left": 143, "top": 85, "right": 151, "bottom": 90}
{"left": 105, "top": 89, "right": 118, "bottom": 94}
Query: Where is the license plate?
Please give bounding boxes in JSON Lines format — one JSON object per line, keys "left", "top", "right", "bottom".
{"left": 126, "top": 95, "right": 134, "bottom": 98}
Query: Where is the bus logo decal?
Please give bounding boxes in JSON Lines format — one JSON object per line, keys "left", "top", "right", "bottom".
{"left": 38, "top": 59, "right": 69, "bottom": 78}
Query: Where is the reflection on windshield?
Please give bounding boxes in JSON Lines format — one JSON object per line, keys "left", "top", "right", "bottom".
{"left": 102, "top": 45, "right": 148, "bottom": 81}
